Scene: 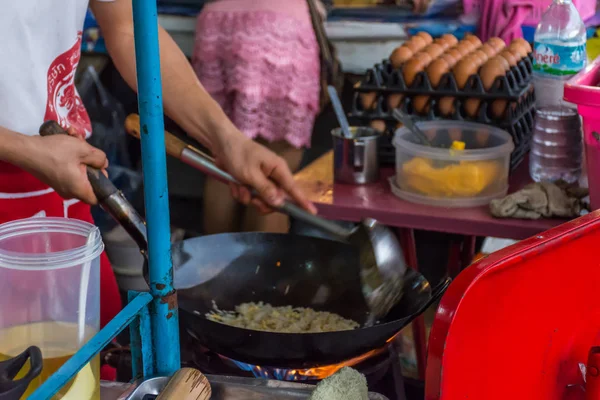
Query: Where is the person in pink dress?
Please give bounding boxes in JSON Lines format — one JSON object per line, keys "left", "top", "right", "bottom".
{"left": 193, "top": 0, "right": 323, "bottom": 234}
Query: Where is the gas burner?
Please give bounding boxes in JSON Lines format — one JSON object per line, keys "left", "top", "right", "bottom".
{"left": 180, "top": 330, "right": 408, "bottom": 399}
{"left": 217, "top": 347, "right": 390, "bottom": 382}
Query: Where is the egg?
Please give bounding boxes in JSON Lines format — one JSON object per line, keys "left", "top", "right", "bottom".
{"left": 440, "top": 34, "right": 459, "bottom": 47}
{"left": 354, "top": 82, "right": 377, "bottom": 110}
{"left": 453, "top": 56, "right": 479, "bottom": 88}
{"left": 416, "top": 31, "right": 433, "bottom": 44}
{"left": 498, "top": 49, "right": 519, "bottom": 67}
{"left": 387, "top": 93, "right": 404, "bottom": 110}
{"left": 454, "top": 43, "right": 473, "bottom": 57}
{"left": 444, "top": 48, "right": 463, "bottom": 64}
{"left": 413, "top": 96, "right": 430, "bottom": 114}
{"left": 414, "top": 52, "right": 433, "bottom": 65}
{"left": 475, "top": 130, "right": 489, "bottom": 147}
{"left": 438, "top": 97, "right": 455, "bottom": 116}
{"left": 403, "top": 41, "right": 421, "bottom": 53}
{"left": 479, "top": 43, "right": 497, "bottom": 58}
{"left": 458, "top": 40, "right": 476, "bottom": 53}
{"left": 487, "top": 37, "right": 506, "bottom": 52}
{"left": 471, "top": 50, "right": 488, "bottom": 66}
{"left": 422, "top": 43, "right": 445, "bottom": 59}
{"left": 464, "top": 34, "right": 483, "bottom": 49}
{"left": 507, "top": 42, "right": 529, "bottom": 60}
{"left": 359, "top": 92, "right": 377, "bottom": 110}
{"left": 370, "top": 120, "right": 387, "bottom": 133}
{"left": 448, "top": 128, "right": 462, "bottom": 142}
{"left": 511, "top": 38, "right": 532, "bottom": 54}
{"left": 439, "top": 53, "right": 458, "bottom": 67}
{"left": 491, "top": 100, "right": 508, "bottom": 119}
{"left": 426, "top": 58, "right": 450, "bottom": 88}
{"left": 480, "top": 57, "right": 507, "bottom": 90}
{"left": 405, "top": 37, "right": 427, "bottom": 53}
{"left": 465, "top": 98, "right": 481, "bottom": 118}
{"left": 434, "top": 38, "right": 451, "bottom": 51}
{"left": 493, "top": 55, "right": 510, "bottom": 71}
{"left": 403, "top": 56, "right": 428, "bottom": 87}
{"left": 390, "top": 46, "right": 414, "bottom": 69}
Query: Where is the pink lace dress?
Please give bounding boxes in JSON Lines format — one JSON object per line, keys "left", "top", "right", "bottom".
{"left": 192, "top": 0, "right": 321, "bottom": 148}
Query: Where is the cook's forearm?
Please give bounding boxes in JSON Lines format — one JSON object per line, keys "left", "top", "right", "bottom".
{"left": 0, "top": 127, "right": 29, "bottom": 166}
{"left": 102, "top": 25, "right": 239, "bottom": 154}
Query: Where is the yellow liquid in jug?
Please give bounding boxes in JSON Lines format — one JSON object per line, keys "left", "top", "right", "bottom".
{"left": 0, "top": 321, "right": 100, "bottom": 400}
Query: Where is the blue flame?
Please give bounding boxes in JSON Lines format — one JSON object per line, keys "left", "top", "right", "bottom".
{"left": 229, "top": 360, "right": 312, "bottom": 381}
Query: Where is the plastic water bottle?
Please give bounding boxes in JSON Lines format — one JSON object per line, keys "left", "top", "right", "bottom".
{"left": 530, "top": 0, "right": 586, "bottom": 183}
{"left": 533, "top": 0, "right": 587, "bottom": 108}
{"left": 529, "top": 106, "right": 582, "bottom": 183}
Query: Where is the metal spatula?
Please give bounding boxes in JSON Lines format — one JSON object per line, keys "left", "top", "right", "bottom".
{"left": 392, "top": 109, "right": 432, "bottom": 146}
{"left": 124, "top": 115, "right": 407, "bottom": 323}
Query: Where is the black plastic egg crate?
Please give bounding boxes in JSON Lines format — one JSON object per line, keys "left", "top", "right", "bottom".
{"left": 349, "top": 54, "right": 535, "bottom": 171}
{"left": 354, "top": 53, "right": 534, "bottom": 100}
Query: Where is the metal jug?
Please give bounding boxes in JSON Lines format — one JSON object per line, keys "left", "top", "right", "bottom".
{"left": 332, "top": 127, "right": 380, "bottom": 185}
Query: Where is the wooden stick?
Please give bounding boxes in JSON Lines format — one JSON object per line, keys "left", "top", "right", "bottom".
{"left": 155, "top": 368, "right": 211, "bottom": 400}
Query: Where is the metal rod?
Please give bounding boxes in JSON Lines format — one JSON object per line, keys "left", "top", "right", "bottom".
{"left": 180, "top": 147, "right": 355, "bottom": 240}
{"left": 131, "top": 0, "right": 180, "bottom": 376}
{"left": 129, "top": 291, "right": 155, "bottom": 379}
{"left": 29, "top": 293, "right": 154, "bottom": 400}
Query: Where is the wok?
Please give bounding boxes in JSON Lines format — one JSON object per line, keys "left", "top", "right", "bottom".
{"left": 38, "top": 121, "right": 450, "bottom": 369}
{"left": 175, "top": 232, "right": 449, "bottom": 368}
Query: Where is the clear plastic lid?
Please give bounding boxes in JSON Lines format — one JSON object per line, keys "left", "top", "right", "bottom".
{"left": 0, "top": 218, "right": 104, "bottom": 270}
{"left": 393, "top": 121, "right": 514, "bottom": 161}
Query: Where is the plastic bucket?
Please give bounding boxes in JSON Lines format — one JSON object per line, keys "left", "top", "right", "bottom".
{"left": 0, "top": 217, "right": 103, "bottom": 399}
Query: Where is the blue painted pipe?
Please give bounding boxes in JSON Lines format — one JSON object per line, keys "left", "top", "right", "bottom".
{"left": 132, "top": 0, "right": 181, "bottom": 376}
{"left": 29, "top": 292, "right": 154, "bottom": 400}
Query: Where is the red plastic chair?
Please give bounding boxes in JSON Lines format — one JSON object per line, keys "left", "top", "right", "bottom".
{"left": 426, "top": 211, "right": 600, "bottom": 400}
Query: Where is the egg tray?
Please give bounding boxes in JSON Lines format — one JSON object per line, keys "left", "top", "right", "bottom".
{"left": 351, "top": 81, "right": 535, "bottom": 126}
{"left": 355, "top": 53, "right": 534, "bottom": 101}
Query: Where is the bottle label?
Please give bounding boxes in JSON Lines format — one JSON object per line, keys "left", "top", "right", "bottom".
{"left": 533, "top": 41, "right": 586, "bottom": 76}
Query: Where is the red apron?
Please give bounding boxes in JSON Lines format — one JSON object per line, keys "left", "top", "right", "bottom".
{"left": 0, "top": 161, "right": 121, "bottom": 328}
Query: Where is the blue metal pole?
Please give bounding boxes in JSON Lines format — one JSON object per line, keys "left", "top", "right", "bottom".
{"left": 131, "top": 0, "right": 180, "bottom": 376}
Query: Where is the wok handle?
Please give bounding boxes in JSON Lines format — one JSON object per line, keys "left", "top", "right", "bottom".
{"left": 124, "top": 114, "right": 354, "bottom": 241}
{"left": 39, "top": 121, "right": 117, "bottom": 202}
{"left": 38, "top": 121, "right": 148, "bottom": 254}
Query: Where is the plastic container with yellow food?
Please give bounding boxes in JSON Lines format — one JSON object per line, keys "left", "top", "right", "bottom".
{"left": 392, "top": 121, "right": 514, "bottom": 207}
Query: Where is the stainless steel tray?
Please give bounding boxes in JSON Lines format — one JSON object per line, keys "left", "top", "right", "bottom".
{"left": 115, "top": 375, "right": 389, "bottom": 400}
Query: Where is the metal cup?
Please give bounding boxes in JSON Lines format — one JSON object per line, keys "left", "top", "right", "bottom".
{"left": 332, "top": 127, "right": 380, "bottom": 184}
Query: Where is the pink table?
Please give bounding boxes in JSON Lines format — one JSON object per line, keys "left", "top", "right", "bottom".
{"left": 295, "top": 152, "right": 563, "bottom": 240}
{"left": 294, "top": 151, "right": 568, "bottom": 380}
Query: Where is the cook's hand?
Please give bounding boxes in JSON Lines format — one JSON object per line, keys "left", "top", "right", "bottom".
{"left": 22, "top": 133, "right": 108, "bottom": 205}
{"left": 215, "top": 136, "right": 316, "bottom": 215}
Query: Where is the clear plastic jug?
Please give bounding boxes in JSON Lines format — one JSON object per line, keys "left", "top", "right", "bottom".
{"left": 0, "top": 218, "right": 103, "bottom": 399}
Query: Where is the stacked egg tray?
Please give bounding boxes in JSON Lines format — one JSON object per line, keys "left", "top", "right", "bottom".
{"left": 349, "top": 54, "right": 536, "bottom": 170}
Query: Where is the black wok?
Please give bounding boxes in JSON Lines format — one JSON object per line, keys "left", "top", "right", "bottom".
{"left": 39, "top": 121, "right": 450, "bottom": 370}
{"left": 175, "top": 232, "right": 449, "bottom": 368}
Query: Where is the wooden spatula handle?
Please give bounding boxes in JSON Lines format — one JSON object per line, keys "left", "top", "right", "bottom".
{"left": 124, "top": 114, "right": 188, "bottom": 160}
{"left": 155, "top": 368, "right": 211, "bottom": 400}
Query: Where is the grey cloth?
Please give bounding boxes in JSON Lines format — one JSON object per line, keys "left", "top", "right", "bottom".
{"left": 490, "top": 182, "right": 588, "bottom": 219}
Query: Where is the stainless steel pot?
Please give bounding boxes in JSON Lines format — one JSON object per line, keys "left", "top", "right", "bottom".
{"left": 332, "top": 127, "right": 380, "bottom": 184}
